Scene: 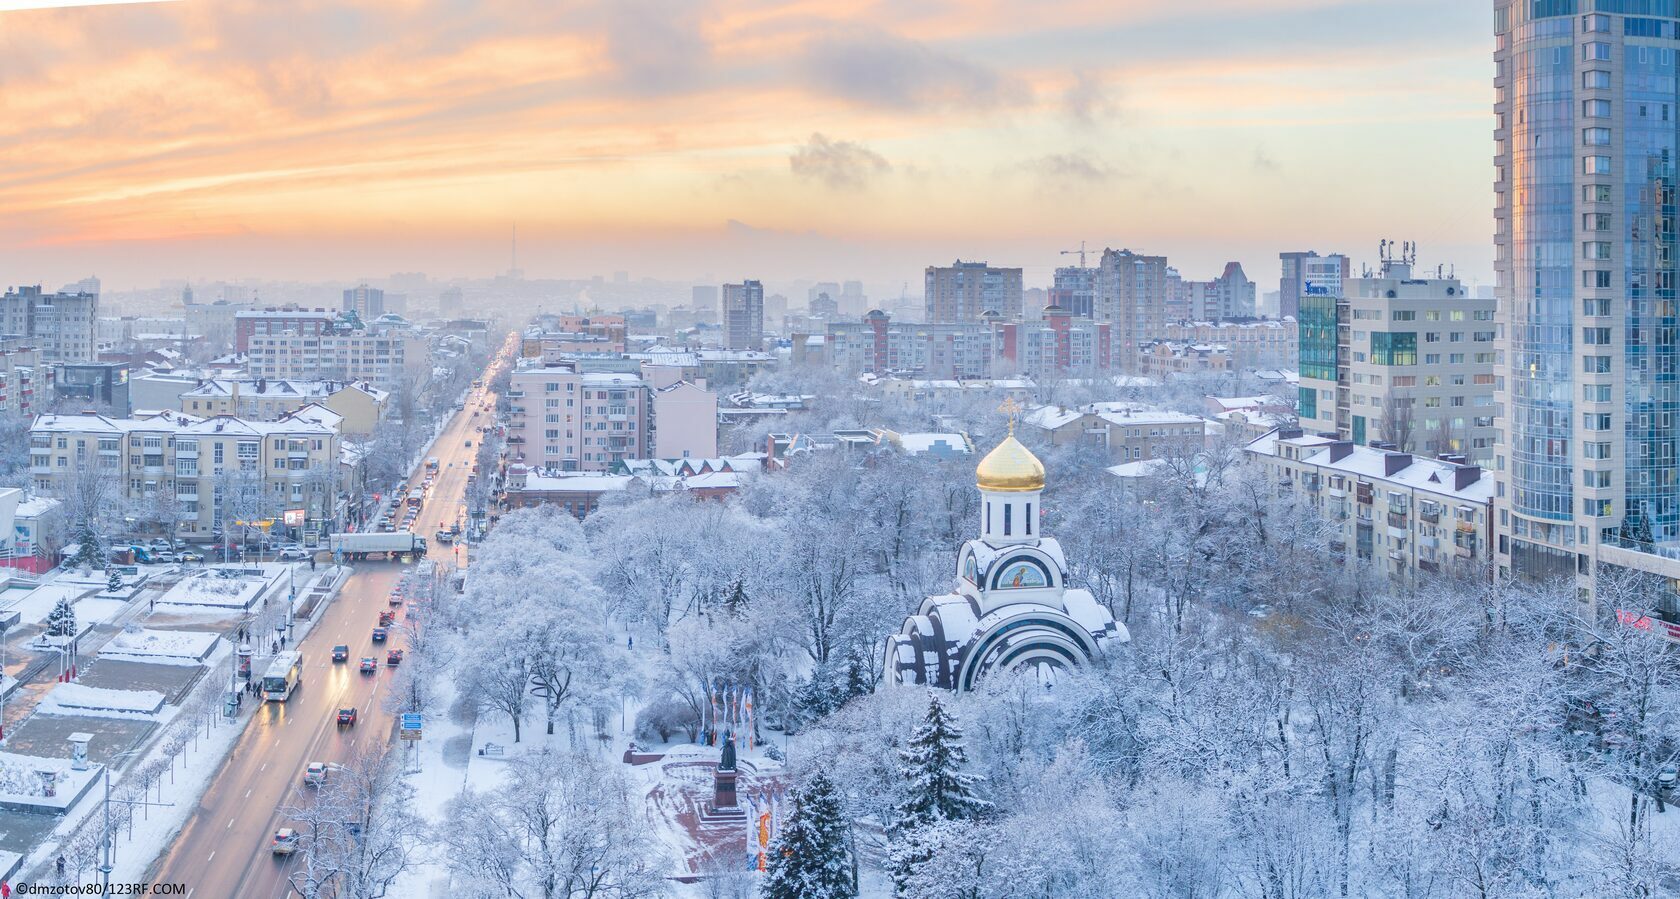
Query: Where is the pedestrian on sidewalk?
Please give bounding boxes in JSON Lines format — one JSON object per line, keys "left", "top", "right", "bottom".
{"left": 56, "top": 855, "right": 64, "bottom": 880}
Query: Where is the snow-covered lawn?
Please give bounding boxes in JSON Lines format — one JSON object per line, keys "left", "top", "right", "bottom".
{"left": 98, "top": 628, "right": 219, "bottom": 665}
{"left": 35, "top": 683, "right": 167, "bottom": 718}
{"left": 3, "top": 584, "right": 122, "bottom": 629}
{"left": 0, "top": 750, "right": 100, "bottom": 812}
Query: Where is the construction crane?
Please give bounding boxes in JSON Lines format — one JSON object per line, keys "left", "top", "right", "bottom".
{"left": 1060, "top": 241, "right": 1091, "bottom": 268}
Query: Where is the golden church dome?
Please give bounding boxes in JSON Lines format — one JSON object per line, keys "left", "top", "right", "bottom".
{"left": 976, "top": 435, "right": 1045, "bottom": 492}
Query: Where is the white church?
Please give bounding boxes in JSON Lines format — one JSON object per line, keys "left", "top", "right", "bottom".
{"left": 881, "top": 429, "right": 1128, "bottom": 691}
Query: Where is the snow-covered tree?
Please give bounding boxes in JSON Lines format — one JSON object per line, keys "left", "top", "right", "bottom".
{"left": 283, "top": 747, "right": 423, "bottom": 899}
{"left": 46, "top": 596, "right": 76, "bottom": 638}
{"left": 894, "top": 693, "right": 990, "bottom": 827}
{"left": 889, "top": 693, "right": 991, "bottom": 896}
{"left": 762, "top": 771, "right": 855, "bottom": 899}
{"left": 443, "top": 749, "right": 665, "bottom": 899}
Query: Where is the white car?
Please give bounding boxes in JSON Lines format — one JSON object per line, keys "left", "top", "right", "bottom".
{"left": 277, "top": 547, "right": 310, "bottom": 561}
{"left": 304, "top": 762, "right": 328, "bottom": 786}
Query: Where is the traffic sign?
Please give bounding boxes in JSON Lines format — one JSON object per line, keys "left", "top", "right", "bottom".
{"left": 401, "top": 713, "right": 423, "bottom": 729}
{"left": 400, "top": 729, "right": 421, "bottom": 741}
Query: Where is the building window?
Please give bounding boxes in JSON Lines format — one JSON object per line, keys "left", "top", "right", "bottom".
{"left": 1003, "top": 503, "right": 1012, "bottom": 536}
{"left": 1583, "top": 127, "right": 1611, "bottom": 146}
{"left": 1582, "top": 42, "right": 1610, "bottom": 62}
{"left": 1584, "top": 155, "right": 1612, "bottom": 175}
{"left": 1583, "top": 98, "right": 1611, "bottom": 117}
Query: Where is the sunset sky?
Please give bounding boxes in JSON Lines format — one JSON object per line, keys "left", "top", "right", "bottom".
{"left": 0, "top": 0, "right": 1494, "bottom": 292}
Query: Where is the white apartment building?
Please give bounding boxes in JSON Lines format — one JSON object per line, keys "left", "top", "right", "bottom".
{"left": 1247, "top": 428, "right": 1494, "bottom": 581}
{"left": 29, "top": 410, "right": 343, "bottom": 538}
{"left": 504, "top": 360, "right": 649, "bottom": 472}
{"left": 1298, "top": 259, "right": 1497, "bottom": 466}
{"left": 246, "top": 330, "right": 427, "bottom": 389}
{"left": 0, "top": 286, "right": 97, "bottom": 363}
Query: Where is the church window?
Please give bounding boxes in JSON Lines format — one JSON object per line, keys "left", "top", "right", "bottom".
{"left": 963, "top": 554, "right": 977, "bottom": 583}
{"left": 986, "top": 502, "right": 992, "bottom": 532}
{"left": 1004, "top": 504, "right": 1012, "bottom": 536}
{"left": 995, "top": 560, "right": 1048, "bottom": 589}
{"left": 1026, "top": 503, "right": 1032, "bottom": 535}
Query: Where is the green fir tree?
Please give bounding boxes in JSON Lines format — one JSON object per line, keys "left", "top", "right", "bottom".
{"left": 888, "top": 692, "right": 991, "bottom": 897}
{"left": 762, "top": 771, "right": 855, "bottom": 899}
{"left": 46, "top": 597, "right": 77, "bottom": 639}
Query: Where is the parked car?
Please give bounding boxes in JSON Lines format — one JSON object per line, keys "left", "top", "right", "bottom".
{"left": 304, "top": 762, "right": 328, "bottom": 786}
{"left": 331, "top": 644, "right": 349, "bottom": 662}
{"left": 359, "top": 657, "right": 378, "bottom": 673}
{"left": 271, "top": 828, "right": 300, "bottom": 855}
{"left": 371, "top": 627, "right": 388, "bottom": 643}
{"left": 1660, "top": 764, "right": 1678, "bottom": 792}
{"left": 386, "top": 649, "right": 404, "bottom": 666}
{"left": 337, "top": 707, "right": 357, "bottom": 726}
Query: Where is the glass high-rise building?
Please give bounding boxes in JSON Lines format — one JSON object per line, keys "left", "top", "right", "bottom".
{"left": 1495, "top": 2, "right": 1680, "bottom": 602}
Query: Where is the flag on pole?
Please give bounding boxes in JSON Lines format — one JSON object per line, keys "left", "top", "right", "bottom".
{"left": 707, "top": 679, "right": 719, "bottom": 745}
{"left": 744, "top": 688, "right": 754, "bottom": 750}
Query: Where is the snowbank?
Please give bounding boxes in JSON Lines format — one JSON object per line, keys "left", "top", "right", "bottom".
{"left": 98, "top": 628, "right": 219, "bottom": 665}
{"left": 37, "top": 683, "right": 167, "bottom": 718}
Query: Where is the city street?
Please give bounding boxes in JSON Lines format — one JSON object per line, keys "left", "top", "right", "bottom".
{"left": 146, "top": 369, "right": 499, "bottom": 899}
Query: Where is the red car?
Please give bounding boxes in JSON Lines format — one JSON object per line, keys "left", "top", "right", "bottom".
{"left": 378, "top": 611, "right": 395, "bottom": 627}
{"left": 337, "top": 707, "right": 357, "bottom": 726}
{"left": 386, "top": 649, "right": 404, "bottom": 666}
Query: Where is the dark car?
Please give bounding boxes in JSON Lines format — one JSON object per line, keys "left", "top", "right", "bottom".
{"left": 331, "top": 644, "right": 349, "bottom": 662}
{"left": 371, "top": 627, "right": 388, "bottom": 643}
{"left": 337, "top": 707, "right": 357, "bottom": 726}
{"left": 378, "top": 611, "right": 395, "bottom": 627}
{"left": 359, "top": 657, "right": 378, "bottom": 673}
{"left": 386, "top": 649, "right": 404, "bottom": 666}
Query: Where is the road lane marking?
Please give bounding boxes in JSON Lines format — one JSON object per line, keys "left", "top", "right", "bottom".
{"left": 207, "top": 851, "right": 215, "bottom": 862}
{"left": 227, "top": 818, "right": 234, "bottom": 829}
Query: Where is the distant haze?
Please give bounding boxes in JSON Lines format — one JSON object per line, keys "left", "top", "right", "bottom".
{"left": 0, "top": 0, "right": 1494, "bottom": 291}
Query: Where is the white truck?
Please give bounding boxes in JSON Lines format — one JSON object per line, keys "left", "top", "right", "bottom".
{"left": 328, "top": 532, "right": 428, "bottom": 560}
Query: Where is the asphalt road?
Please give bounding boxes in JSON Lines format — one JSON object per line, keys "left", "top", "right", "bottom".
{"left": 148, "top": 356, "right": 504, "bottom": 899}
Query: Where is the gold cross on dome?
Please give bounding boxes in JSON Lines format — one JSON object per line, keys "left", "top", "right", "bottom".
{"left": 997, "top": 397, "right": 1023, "bottom": 435}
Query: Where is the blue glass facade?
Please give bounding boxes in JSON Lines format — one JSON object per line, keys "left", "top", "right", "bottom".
{"left": 1504, "top": 13, "right": 1579, "bottom": 525}
{"left": 1498, "top": 1, "right": 1680, "bottom": 562}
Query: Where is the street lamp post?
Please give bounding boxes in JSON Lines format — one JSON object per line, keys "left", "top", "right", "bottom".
{"left": 0, "top": 621, "right": 8, "bottom": 743}
{"left": 96, "top": 747, "right": 173, "bottom": 895}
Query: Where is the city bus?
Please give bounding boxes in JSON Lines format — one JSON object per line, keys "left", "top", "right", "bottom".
{"left": 262, "top": 651, "right": 304, "bottom": 701}
{"left": 426, "top": 457, "right": 440, "bottom": 475}
{"left": 407, "top": 488, "right": 425, "bottom": 509}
